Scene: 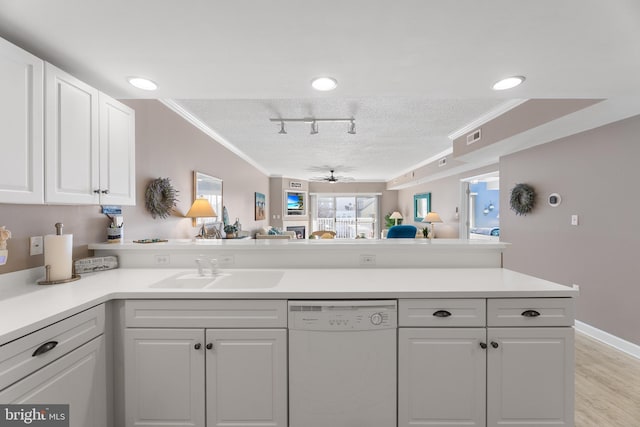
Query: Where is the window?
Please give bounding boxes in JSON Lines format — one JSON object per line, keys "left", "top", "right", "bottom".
{"left": 311, "top": 194, "right": 379, "bottom": 239}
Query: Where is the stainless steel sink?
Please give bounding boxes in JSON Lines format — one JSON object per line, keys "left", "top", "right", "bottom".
{"left": 150, "top": 270, "right": 284, "bottom": 289}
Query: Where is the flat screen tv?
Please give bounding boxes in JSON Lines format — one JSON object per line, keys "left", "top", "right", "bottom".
{"left": 286, "top": 191, "right": 306, "bottom": 216}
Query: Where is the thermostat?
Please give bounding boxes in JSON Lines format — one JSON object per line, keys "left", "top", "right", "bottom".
{"left": 548, "top": 193, "right": 561, "bottom": 207}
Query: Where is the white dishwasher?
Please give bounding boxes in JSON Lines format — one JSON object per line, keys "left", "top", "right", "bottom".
{"left": 288, "top": 300, "right": 397, "bottom": 427}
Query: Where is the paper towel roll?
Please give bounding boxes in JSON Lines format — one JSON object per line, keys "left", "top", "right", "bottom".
{"left": 44, "top": 234, "right": 73, "bottom": 281}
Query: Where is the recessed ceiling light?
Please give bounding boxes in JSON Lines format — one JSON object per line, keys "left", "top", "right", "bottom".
{"left": 492, "top": 76, "right": 525, "bottom": 91}
{"left": 311, "top": 77, "right": 338, "bottom": 91}
{"left": 128, "top": 77, "right": 158, "bottom": 91}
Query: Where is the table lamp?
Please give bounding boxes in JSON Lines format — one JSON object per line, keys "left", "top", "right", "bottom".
{"left": 185, "top": 198, "right": 217, "bottom": 238}
{"left": 422, "top": 212, "right": 443, "bottom": 240}
{"left": 390, "top": 211, "right": 403, "bottom": 226}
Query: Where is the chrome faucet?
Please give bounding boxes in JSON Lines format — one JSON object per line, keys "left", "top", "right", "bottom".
{"left": 195, "top": 257, "right": 219, "bottom": 277}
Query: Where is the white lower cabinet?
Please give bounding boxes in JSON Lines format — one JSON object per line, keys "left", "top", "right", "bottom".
{"left": 399, "top": 328, "right": 486, "bottom": 426}
{"left": 123, "top": 300, "right": 288, "bottom": 427}
{"left": 0, "top": 304, "right": 106, "bottom": 427}
{"left": 398, "top": 298, "right": 574, "bottom": 427}
{"left": 487, "top": 327, "right": 574, "bottom": 427}
{"left": 0, "top": 337, "right": 107, "bottom": 427}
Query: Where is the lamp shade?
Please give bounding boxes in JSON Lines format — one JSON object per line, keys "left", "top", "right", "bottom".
{"left": 390, "top": 211, "right": 403, "bottom": 220}
{"left": 185, "top": 198, "right": 217, "bottom": 218}
{"left": 422, "top": 212, "right": 443, "bottom": 223}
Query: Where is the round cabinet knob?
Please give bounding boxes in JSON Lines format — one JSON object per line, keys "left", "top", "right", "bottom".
{"left": 194, "top": 343, "right": 202, "bottom": 350}
{"left": 479, "top": 342, "right": 487, "bottom": 349}
{"left": 491, "top": 341, "right": 499, "bottom": 349}
{"left": 206, "top": 343, "right": 213, "bottom": 350}
{"left": 370, "top": 313, "right": 383, "bottom": 325}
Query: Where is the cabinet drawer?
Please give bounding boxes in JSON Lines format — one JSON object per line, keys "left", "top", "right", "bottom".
{"left": 0, "top": 304, "right": 105, "bottom": 390}
{"left": 125, "top": 300, "right": 287, "bottom": 328}
{"left": 487, "top": 298, "right": 574, "bottom": 327}
{"left": 399, "top": 299, "right": 486, "bottom": 327}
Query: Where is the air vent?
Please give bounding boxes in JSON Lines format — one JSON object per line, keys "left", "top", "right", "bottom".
{"left": 466, "top": 129, "right": 482, "bottom": 145}
{"left": 438, "top": 157, "right": 447, "bottom": 167}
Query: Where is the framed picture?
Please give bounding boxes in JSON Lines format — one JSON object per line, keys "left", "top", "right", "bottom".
{"left": 255, "top": 192, "right": 266, "bottom": 220}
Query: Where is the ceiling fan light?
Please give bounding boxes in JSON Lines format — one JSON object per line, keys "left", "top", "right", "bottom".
{"left": 492, "top": 76, "right": 525, "bottom": 91}
{"left": 128, "top": 77, "right": 158, "bottom": 91}
{"left": 311, "top": 77, "right": 338, "bottom": 91}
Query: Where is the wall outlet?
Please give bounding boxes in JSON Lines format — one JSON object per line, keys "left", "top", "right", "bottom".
{"left": 30, "top": 236, "right": 43, "bottom": 256}
{"left": 360, "top": 254, "right": 376, "bottom": 266}
{"left": 571, "top": 215, "right": 579, "bottom": 226}
{"left": 154, "top": 254, "right": 170, "bottom": 265}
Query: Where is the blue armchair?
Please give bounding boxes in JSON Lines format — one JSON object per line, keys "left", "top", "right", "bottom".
{"left": 386, "top": 225, "right": 417, "bottom": 238}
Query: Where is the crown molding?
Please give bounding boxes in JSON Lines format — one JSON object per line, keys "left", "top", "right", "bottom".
{"left": 160, "top": 99, "right": 271, "bottom": 176}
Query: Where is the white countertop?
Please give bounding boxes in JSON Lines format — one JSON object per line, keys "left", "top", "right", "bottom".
{"left": 0, "top": 266, "right": 576, "bottom": 345}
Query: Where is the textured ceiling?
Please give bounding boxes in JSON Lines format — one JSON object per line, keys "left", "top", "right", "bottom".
{"left": 1, "top": 0, "right": 639, "bottom": 181}
{"left": 174, "top": 98, "right": 505, "bottom": 181}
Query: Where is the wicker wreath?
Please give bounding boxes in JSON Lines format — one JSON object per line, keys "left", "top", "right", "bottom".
{"left": 145, "top": 177, "right": 179, "bottom": 219}
{"left": 510, "top": 183, "right": 536, "bottom": 216}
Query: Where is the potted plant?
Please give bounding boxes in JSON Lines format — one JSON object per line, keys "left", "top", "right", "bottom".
{"left": 223, "top": 224, "right": 238, "bottom": 239}
{"left": 384, "top": 213, "right": 403, "bottom": 228}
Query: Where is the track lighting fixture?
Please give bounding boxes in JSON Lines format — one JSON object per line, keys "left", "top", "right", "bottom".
{"left": 270, "top": 117, "right": 356, "bottom": 135}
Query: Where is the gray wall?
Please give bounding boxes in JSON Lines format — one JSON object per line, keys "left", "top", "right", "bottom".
{"left": 500, "top": 114, "right": 640, "bottom": 346}
{"left": 396, "top": 115, "right": 640, "bottom": 346}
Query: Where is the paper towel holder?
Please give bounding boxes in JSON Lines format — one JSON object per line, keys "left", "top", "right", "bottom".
{"left": 39, "top": 223, "right": 81, "bottom": 285}
{"left": 38, "top": 264, "right": 81, "bottom": 285}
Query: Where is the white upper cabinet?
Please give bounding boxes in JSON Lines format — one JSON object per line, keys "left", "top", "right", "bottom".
{"left": 0, "top": 38, "right": 44, "bottom": 204}
{"left": 99, "top": 92, "right": 136, "bottom": 205}
{"left": 45, "top": 62, "right": 100, "bottom": 204}
{"left": 45, "top": 63, "right": 136, "bottom": 205}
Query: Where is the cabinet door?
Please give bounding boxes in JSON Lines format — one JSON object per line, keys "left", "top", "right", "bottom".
{"left": 45, "top": 62, "right": 100, "bottom": 204}
{"left": 124, "top": 329, "right": 205, "bottom": 427}
{"left": 398, "top": 328, "right": 486, "bottom": 427}
{"left": 487, "top": 327, "right": 574, "bottom": 427}
{"left": 0, "top": 38, "right": 44, "bottom": 204}
{"left": 206, "top": 329, "right": 287, "bottom": 427}
{"left": 0, "top": 336, "right": 106, "bottom": 427}
{"left": 99, "top": 93, "right": 136, "bottom": 205}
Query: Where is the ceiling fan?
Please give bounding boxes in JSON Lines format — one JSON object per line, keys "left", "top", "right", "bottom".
{"left": 311, "top": 169, "right": 355, "bottom": 184}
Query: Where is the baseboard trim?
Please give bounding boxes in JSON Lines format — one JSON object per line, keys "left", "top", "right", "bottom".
{"left": 575, "top": 320, "right": 640, "bottom": 360}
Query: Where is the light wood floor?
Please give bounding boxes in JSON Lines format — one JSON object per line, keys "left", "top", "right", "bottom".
{"left": 575, "top": 331, "right": 640, "bottom": 427}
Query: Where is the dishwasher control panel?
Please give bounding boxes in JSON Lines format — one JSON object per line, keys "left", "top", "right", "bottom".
{"left": 288, "top": 300, "right": 397, "bottom": 331}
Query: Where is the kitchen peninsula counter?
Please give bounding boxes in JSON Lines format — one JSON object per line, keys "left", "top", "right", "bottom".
{"left": 0, "top": 266, "right": 576, "bottom": 345}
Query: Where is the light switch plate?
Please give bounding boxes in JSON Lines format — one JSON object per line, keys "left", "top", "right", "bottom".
{"left": 30, "top": 236, "right": 43, "bottom": 255}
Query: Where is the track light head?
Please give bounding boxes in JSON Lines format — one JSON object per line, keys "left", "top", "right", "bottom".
{"left": 278, "top": 121, "right": 287, "bottom": 135}
{"left": 310, "top": 121, "right": 319, "bottom": 135}
{"left": 348, "top": 120, "right": 356, "bottom": 135}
